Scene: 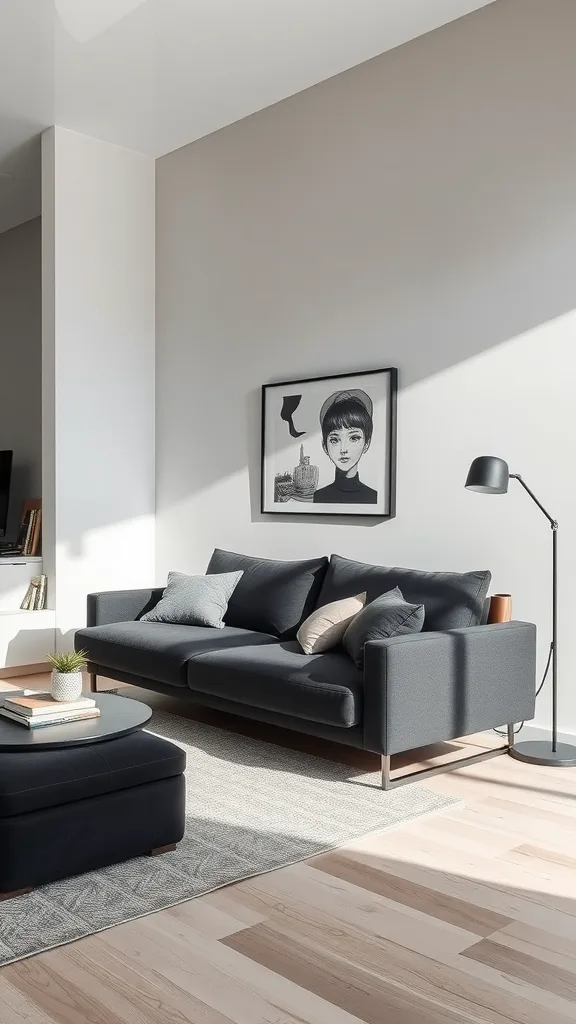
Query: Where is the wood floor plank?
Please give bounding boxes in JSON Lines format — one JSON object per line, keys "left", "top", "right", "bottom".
{"left": 36, "top": 940, "right": 231, "bottom": 1024}
{"left": 511, "top": 844, "right": 576, "bottom": 870}
{"left": 489, "top": 927, "right": 576, "bottom": 977}
{"left": 463, "top": 797, "right": 576, "bottom": 848}
{"left": 243, "top": 862, "right": 479, "bottom": 957}
{"left": 0, "top": 978, "right": 60, "bottom": 1024}
{"left": 3, "top": 957, "right": 127, "bottom": 1024}
{"left": 312, "top": 850, "right": 511, "bottom": 936}
{"left": 447, "top": 949, "right": 576, "bottom": 1020}
{"left": 224, "top": 922, "right": 474, "bottom": 1024}
{"left": 339, "top": 842, "right": 576, "bottom": 938}
{"left": 163, "top": 897, "right": 264, "bottom": 940}
{"left": 230, "top": 879, "right": 568, "bottom": 1024}
{"left": 200, "top": 888, "right": 269, "bottom": 929}
{"left": 406, "top": 813, "right": 519, "bottom": 858}
{"left": 463, "top": 938, "right": 576, "bottom": 1002}
{"left": 101, "top": 912, "right": 367, "bottom": 1024}
{"left": 500, "top": 921, "right": 576, "bottom": 967}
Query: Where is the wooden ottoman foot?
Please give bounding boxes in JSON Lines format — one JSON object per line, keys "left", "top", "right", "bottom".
{"left": 149, "top": 843, "right": 177, "bottom": 856}
{"left": 0, "top": 887, "right": 33, "bottom": 901}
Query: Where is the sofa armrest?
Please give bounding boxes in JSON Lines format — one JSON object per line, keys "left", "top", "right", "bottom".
{"left": 363, "top": 621, "right": 537, "bottom": 756}
{"left": 86, "top": 588, "right": 164, "bottom": 628}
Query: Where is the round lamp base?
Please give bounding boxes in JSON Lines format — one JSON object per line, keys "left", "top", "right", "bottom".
{"left": 509, "top": 739, "right": 576, "bottom": 768}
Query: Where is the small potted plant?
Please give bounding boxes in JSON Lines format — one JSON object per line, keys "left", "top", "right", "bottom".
{"left": 47, "top": 650, "right": 88, "bottom": 702}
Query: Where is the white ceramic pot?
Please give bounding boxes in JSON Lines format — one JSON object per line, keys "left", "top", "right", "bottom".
{"left": 51, "top": 671, "right": 84, "bottom": 702}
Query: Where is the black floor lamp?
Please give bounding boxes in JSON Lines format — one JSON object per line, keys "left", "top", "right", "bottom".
{"left": 465, "top": 455, "right": 576, "bottom": 767}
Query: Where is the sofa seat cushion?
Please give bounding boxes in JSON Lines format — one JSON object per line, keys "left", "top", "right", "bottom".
{"left": 317, "top": 554, "right": 491, "bottom": 632}
{"left": 206, "top": 548, "right": 328, "bottom": 639}
{"left": 76, "top": 622, "right": 276, "bottom": 687}
{"left": 186, "top": 641, "right": 363, "bottom": 728}
{"left": 0, "top": 730, "right": 185, "bottom": 817}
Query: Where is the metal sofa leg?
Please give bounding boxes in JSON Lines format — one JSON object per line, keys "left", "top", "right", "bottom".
{"left": 381, "top": 755, "right": 391, "bottom": 791}
{"left": 380, "top": 730, "right": 513, "bottom": 790}
{"left": 89, "top": 673, "right": 98, "bottom": 693}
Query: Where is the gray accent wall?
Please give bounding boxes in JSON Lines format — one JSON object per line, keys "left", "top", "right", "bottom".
{"left": 0, "top": 217, "right": 42, "bottom": 538}
{"left": 155, "top": 0, "right": 576, "bottom": 734}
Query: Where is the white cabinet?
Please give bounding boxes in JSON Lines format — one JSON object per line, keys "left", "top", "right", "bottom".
{"left": 0, "top": 558, "right": 55, "bottom": 668}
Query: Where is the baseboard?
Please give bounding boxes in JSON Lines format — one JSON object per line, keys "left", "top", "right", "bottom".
{"left": 517, "top": 722, "right": 576, "bottom": 745}
{"left": 0, "top": 663, "right": 50, "bottom": 679}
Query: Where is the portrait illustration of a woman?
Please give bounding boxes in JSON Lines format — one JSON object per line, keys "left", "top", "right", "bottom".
{"left": 313, "top": 389, "right": 378, "bottom": 504}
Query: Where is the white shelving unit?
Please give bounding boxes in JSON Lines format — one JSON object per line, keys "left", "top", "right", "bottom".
{"left": 0, "top": 557, "right": 55, "bottom": 669}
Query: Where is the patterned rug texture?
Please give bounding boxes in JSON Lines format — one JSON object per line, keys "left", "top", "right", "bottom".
{"left": 0, "top": 708, "right": 458, "bottom": 964}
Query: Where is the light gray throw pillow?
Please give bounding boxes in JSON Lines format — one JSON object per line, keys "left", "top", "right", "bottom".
{"left": 141, "top": 570, "right": 244, "bottom": 628}
{"left": 342, "top": 586, "right": 424, "bottom": 669}
{"left": 297, "top": 593, "right": 366, "bottom": 655}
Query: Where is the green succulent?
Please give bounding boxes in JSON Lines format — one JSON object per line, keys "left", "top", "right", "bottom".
{"left": 47, "top": 649, "right": 88, "bottom": 673}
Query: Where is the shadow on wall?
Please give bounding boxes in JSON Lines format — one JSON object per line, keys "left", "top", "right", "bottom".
{"left": 154, "top": 0, "right": 576, "bottom": 522}
{"left": 5, "top": 626, "right": 55, "bottom": 669}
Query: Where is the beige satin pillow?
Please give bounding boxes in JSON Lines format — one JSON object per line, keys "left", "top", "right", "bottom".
{"left": 297, "top": 593, "right": 366, "bottom": 655}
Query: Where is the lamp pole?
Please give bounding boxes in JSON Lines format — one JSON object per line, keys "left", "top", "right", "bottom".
{"left": 507, "top": 475, "right": 571, "bottom": 766}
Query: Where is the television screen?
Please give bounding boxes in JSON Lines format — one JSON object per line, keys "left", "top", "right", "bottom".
{"left": 0, "top": 451, "right": 13, "bottom": 538}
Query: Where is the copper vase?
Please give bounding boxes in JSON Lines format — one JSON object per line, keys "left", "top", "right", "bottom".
{"left": 487, "top": 593, "right": 512, "bottom": 624}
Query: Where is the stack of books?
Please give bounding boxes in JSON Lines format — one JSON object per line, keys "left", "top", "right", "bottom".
{"left": 0, "top": 693, "right": 100, "bottom": 729}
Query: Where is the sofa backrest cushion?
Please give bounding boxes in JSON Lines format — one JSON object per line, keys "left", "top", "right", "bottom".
{"left": 206, "top": 549, "right": 329, "bottom": 639}
{"left": 316, "top": 554, "right": 491, "bottom": 632}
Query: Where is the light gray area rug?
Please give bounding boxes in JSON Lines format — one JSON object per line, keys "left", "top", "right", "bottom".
{"left": 0, "top": 709, "right": 458, "bottom": 965}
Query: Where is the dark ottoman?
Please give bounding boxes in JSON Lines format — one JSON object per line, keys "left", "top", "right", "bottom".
{"left": 0, "top": 730, "right": 186, "bottom": 898}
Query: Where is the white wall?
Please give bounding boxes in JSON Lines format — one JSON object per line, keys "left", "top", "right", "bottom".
{"left": 42, "top": 126, "right": 155, "bottom": 644}
{"left": 0, "top": 217, "right": 42, "bottom": 538}
{"left": 156, "top": 0, "right": 576, "bottom": 733}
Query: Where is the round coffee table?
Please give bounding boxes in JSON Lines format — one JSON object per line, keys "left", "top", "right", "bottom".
{"left": 0, "top": 693, "right": 152, "bottom": 751}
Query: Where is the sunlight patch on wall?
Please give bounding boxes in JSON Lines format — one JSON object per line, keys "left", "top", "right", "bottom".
{"left": 56, "top": 0, "right": 146, "bottom": 43}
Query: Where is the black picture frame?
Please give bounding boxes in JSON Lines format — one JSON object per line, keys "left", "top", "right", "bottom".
{"left": 261, "top": 367, "right": 397, "bottom": 518}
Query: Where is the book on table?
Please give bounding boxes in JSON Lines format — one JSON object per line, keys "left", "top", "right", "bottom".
{"left": 0, "top": 692, "right": 99, "bottom": 728}
{"left": 4, "top": 693, "right": 96, "bottom": 717}
{"left": 0, "top": 706, "right": 101, "bottom": 729}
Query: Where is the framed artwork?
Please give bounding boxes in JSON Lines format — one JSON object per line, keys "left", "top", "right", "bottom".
{"left": 261, "top": 367, "right": 397, "bottom": 517}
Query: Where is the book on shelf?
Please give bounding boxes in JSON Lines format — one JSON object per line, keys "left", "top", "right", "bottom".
{"left": 16, "top": 510, "right": 32, "bottom": 553}
{"left": 23, "top": 509, "right": 36, "bottom": 555}
{"left": 0, "top": 706, "right": 101, "bottom": 729}
{"left": 19, "top": 574, "right": 47, "bottom": 611}
{"left": 4, "top": 693, "right": 96, "bottom": 717}
{"left": 15, "top": 501, "right": 42, "bottom": 557}
{"left": 26, "top": 507, "right": 42, "bottom": 557}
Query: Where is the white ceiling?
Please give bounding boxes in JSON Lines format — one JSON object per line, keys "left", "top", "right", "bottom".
{"left": 0, "top": 0, "right": 495, "bottom": 232}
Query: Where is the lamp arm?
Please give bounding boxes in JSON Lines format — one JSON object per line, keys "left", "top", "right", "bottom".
{"left": 510, "top": 474, "right": 557, "bottom": 529}
{"left": 511, "top": 473, "right": 558, "bottom": 751}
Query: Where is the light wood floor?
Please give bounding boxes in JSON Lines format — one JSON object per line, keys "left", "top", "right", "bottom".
{"left": 1, "top": 670, "right": 576, "bottom": 1023}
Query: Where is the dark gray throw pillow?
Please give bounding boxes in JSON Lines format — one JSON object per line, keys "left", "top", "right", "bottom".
{"left": 141, "top": 570, "right": 243, "bottom": 628}
{"left": 317, "top": 554, "right": 490, "bottom": 632}
{"left": 206, "top": 549, "right": 328, "bottom": 639}
{"left": 343, "top": 586, "right": 424, "bottom": 668}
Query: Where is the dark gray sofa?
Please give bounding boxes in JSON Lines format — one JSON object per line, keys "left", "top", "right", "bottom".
{"left": 75, "top": 551, "right": 537, "bottom": 789}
